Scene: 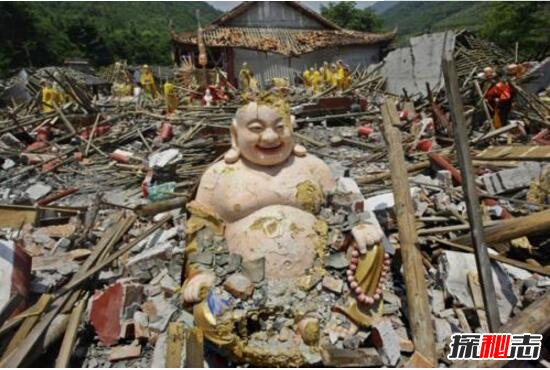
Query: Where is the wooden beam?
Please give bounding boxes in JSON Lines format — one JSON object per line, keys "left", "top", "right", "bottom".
{"left": 356, "top": 161, "right": 430, "bottom": 185}
{"left": 0, "top": 294, "right": 52, "bottom": 361}
{"left": 166, "top": 322, "right": 185, "bottom": 368}
{"left": 442, "top": 52, "right": 500, "bottom": 332}
{"left": 452, "top": 208, "right": 550, "bottom": 246}
{"left": 381, "top": 100, "right": 437, "bottom": 365}
{"left": 185, "top": 328, "right": 204, "bottom": 368}
{"left": 55, "top": 294, "right": 87, "bottom": 367}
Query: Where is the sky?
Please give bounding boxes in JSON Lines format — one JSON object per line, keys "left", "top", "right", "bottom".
{"left": 207, "top": 1, "right": 376, "bottom": 12}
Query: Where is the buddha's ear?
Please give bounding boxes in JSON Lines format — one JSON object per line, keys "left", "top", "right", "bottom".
{"left": 225, "top": 119, "right": 240, "bottom": 164}
{"left": 230, "top": 118, "right": 238, "bottom": 149}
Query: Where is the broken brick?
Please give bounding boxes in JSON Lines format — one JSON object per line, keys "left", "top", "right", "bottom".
{"left": 89, "top": 281, "right": 144, "bottom": 346}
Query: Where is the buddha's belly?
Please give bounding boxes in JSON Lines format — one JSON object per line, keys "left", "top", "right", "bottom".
{"left": 225, "top": 205, "right": 322, "bottom": 279}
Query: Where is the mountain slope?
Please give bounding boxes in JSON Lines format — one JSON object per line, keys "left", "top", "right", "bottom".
{"left": 32, "top": 2, "right": 220, "bottom": 35}
{"left": 369, "top": 1, "right": 398, "bottom": 15}
{"left": 374, "top": 1, "right": 492, "bottom": 40}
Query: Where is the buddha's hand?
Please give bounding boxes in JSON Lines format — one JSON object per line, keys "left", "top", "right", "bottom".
{"left": 351, "top": 223, "right": 384, "bottom": 254}
{"left": 181, "top": 272, "right": 215, "bottom": 304}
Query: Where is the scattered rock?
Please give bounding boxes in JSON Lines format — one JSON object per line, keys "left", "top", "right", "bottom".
{"left": 322, "top": 275, "right": 343, "bottom": 294}
{"left": 324, "top": 252, "right": 348, "bottom": 269}
{"left": 25, "top": 183, "right": 52, "bottom": 201}
{"left": 109, "top": 342, "right": 142, "bottom": 362}
{"left": 371, "top": 318, "right": 401, "bottom": 366}
{"left": 241, "top": 257, "right": 265, "bottom": 283}
{"left": 223, "top": 272, "right": 255, "bottom": 299}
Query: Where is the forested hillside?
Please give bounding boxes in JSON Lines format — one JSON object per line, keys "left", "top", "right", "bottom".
{"left": 0, "top": 2, "right": 221, "bottom": 77}
{"left": 371, "top": 1, "right": 549, "bottom": 57}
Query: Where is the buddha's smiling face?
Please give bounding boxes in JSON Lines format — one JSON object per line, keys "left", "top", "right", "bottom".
{"left": 232, "top": 102, "right": 294, "bottom": 166}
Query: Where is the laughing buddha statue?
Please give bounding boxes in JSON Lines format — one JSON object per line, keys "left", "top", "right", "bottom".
{"left": 181, "top": 94, "right": 391, "bottom": 366}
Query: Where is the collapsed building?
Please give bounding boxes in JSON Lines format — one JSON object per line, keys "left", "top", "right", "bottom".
{"left": 170, "top": 1, "right": 395, "bottom": 87}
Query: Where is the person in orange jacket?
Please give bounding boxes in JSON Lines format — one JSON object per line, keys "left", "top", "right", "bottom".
{"left": 484, "top": 70, "right": 514, "bottom": 128}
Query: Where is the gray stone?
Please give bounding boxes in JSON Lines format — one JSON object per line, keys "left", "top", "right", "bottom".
{"left": 322, "top": 275, "right": 344, "bottom": 294}
{"left": 32, "top": 232, "right": 53, "bottom": 245}
{"left": 226, "top": 253, "right": 242, "bottom": 273}
{"left": 480, "top": 162, "right": 541, "bottom": 195}
{"left": 430, "top": 289, "right": 445, "bottom": 315}
{"left": 159, "top": 274, "right": 179, "bottom": 294}
{"left": 25, "top": 183, "right": 52, "bottom": 201}
{"left": 434, "top": 318, "right": 453, "bottom": 344}
{"left": 144, "top": 295, "right": 177, "bottom": 333}
{"left": 54, "top": 237, "right": 71, "bottom": 251}
{"left": 371, "top": 318, "right": 401, "bottom": 367}
{"left": 324, "top": 252, "right": 348, "bottom": 269}
{"left": 188, "top": 251, "right": 213, "bottom": 265}
{"left": 2, "top": 158, "right": 15, "bottom": 170}
{"left": 241, "top": 257, "right": 265, "bottom": 283}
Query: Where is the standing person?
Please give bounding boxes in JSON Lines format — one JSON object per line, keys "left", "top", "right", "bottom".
{"left": 484, "top": 69, "right": 514, "bottom": 128}
{"left": 52, "top": 71, "right": 66, "bottom": 104}
{"left": 311, "top": 67, "right": 322, "bottom": 94}
{"left": 40, "top": 79, "right": 58, "bottom": 113}
{"left": 329, "top": 63, "right": 338, "bottom": 93}
{"left": 163, "top": 80, "right": 178, "bottom": 113}
{"left": 140, "top": 65, "right": 158, "bottom": 99}
{"left": 336, "top": 60, "right": 346, "bottom": 92}
{"left": 322, "top": 61, "right": 332, "bottom": 88}
{"left": 302, "top": 68, "right": 311, "bottom": 89}
{"left": 239, "top": 62, "right": 253, "bottom": 92}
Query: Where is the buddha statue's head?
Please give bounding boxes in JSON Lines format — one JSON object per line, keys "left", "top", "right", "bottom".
{"left": 225, "top": 95, "right": 305, "bottom": 166}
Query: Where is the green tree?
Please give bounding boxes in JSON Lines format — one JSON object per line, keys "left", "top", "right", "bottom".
{"left": 0, "top": 3, "right": 39, "bottom": 73}
{"left": 320, "top": 1, "right": 383, "bottom": 32}
{"left": 481, "top": 2, "right": 550, "bottom": 59}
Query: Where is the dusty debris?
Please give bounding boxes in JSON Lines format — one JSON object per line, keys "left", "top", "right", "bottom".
{"left": 109, "top": 342, "right": 142, "bottom": 362}
{"left": 371, "top": 318, "right": 402, "bottom": 366}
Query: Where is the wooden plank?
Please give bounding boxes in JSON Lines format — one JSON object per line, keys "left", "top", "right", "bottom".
{"left": 165, "top": 323, "right": 185, "bottom": 368}
{"left": 476, "top": 145, "right": 550, "bottom": 161}
{"left": 452, "top": 208, "right": 550, "bottom": 247}
{"left": 355, "top": 161, "right": 430, "bottom": 185}
{"left": 55, "top": 295, "right": 87, "bottom": 367}
{"left": 0, "top": 205, "right": 38, "bottom": 227}
{"left": 0, "top": 294, "right": 51, "bottom": 361}
{"left": 381, "top": 100, "right": 437, "bottom": 365}
{"left": 185, "top": 328, "right": 204, "bottom": 368}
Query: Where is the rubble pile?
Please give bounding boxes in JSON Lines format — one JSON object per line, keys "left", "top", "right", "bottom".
{"left": 0, "top": 35, "right": 549, "bottom": 368}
